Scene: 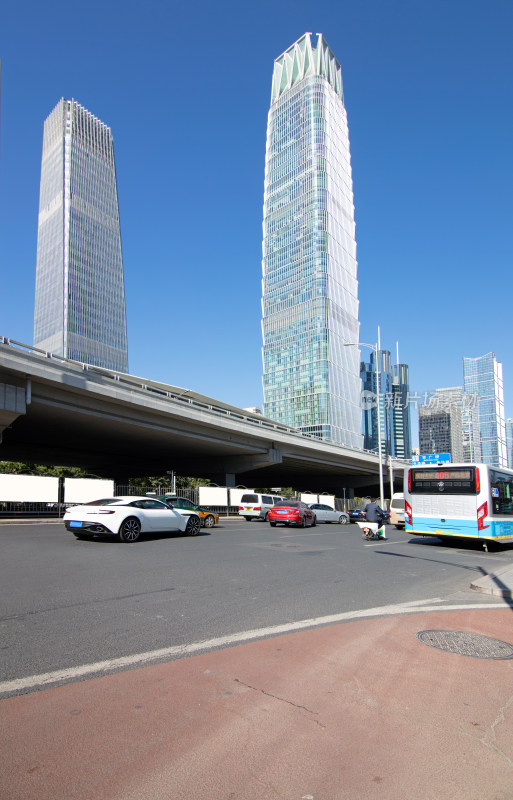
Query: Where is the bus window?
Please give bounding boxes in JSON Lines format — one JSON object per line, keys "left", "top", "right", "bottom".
{"left": 489, "top": 470, "right": 513, "bottom": 516}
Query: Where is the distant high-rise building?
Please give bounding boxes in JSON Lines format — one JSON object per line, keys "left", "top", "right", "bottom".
{"left": 34, "top": 98, "right": 128, "bottom": 372}
{"left": 418, "top": 386, "right": 480, "bottom": 464}
{"left": 261, "top": 33, "right": 361, "bottom": 446}
{"left": 361, "top": 350, "right": 392, "bottom": 458}
{"left": 418, "top": 390, "right": 464, "bottom": 462}
{"left": 463, "top": 353, "right": 506, "bottom": 467}
{"left": 361, "top": 356, "right": 378, "bottom": 454}
{"left": 461, "top": 393, "right": 481, "bottom": 463}
{"left": 506, "top": 419, "right": 513, "bottom": 469}
{"left": 391, "top": 363, "right": 411, "bottom": 459}
{"left": 361, "top": 351, "right": 411, "bottom": 460}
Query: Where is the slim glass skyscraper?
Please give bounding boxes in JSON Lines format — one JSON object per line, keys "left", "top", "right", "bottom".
{"left": 361, "top": 350, "right": 393, "bottom": 458}
{"left": 361, "top": 353, "right": 412, "bottom": 459}
{"left": 391, "top": 363, "right": 412, "bottom": 459}
{"left": 463, "top": 352, "right": 506, "bottom": 467}
{"left": 34, "top": 98, "right": 128, "bottom": 372}
{"left": 261, "top": 34, "right": 361, "bottom": 447}
{"left": 506, "top": 419, "right": 513, "bottom": 469}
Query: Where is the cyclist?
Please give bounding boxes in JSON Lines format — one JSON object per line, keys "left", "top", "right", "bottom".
{"left": 361, "top": 498, "right": 387, "bottom": 540}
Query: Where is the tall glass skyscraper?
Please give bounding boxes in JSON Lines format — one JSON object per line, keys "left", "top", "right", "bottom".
{"left": 34, "top": 98, "right": 128, "bottom": 372}
{"left": 463, "top": 352, "right": 506, "bottom": 467}
{"left": 261, "top": 34, "right": 361, "bottom": 447}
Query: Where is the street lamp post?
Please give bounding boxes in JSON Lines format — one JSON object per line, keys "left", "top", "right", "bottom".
{"left": 344, "top": 329, "right": 385, "bottom": 509}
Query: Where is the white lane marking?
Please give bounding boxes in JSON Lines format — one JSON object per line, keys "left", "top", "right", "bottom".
{"left": 364, "top": 539, "right": 408, "bottom": 546}
{"left": 0, "top": 599, "right": 508, "bottom": 695}
{"left": 280, "top": 531, "right": 358, "bottom": 538}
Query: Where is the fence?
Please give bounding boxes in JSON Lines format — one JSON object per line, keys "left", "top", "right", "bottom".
{"left": 0, "top": 475, "right": 115, "bottom": 518}
{"left": 0, "top": 474, "right": 361, "bottom": 518}
{"left": 115, "top": 485, "right": 178, "bottom": 498}
{"left": 114, "top": 486, "right": 238, "bottom": 516}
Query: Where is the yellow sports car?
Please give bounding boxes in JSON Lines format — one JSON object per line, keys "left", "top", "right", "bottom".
{"left": 158, "top": 496, "right": 219, "bottom": 528}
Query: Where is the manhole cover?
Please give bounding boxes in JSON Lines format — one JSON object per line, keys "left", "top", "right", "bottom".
{"left": 417, "top": 630, "right": 513, "bottom": 659}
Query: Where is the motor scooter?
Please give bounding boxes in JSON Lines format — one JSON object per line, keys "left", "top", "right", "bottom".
{"left": 356, "top": 515, "right": 387, "bottom": 540}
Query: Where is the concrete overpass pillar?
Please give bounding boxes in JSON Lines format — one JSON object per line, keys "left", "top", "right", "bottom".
{"left": 210, "top": 473, "right": 236, "bottom": 488}
{"left": 0, "top": 382, "right": 26, "bottom": 439}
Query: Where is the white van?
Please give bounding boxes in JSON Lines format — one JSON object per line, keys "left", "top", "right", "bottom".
{"left": 238, "top": 492, "right": 284, "bottom": 522}
{"left": 389, "top": 492, "right": 405, "bottom": 529}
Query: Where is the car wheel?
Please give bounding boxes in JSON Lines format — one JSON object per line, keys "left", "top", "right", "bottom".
{"left": 338, "top": 515, "right": 349, "bottom": 525}
{"left": 119, "top": 517, "right": 141, "bottom": 543}
{"left": 300, "top": 517, "right": 306, "bottom": 528}
{"left": 311, "top": 515, "right": 316, "bottom": 527}
{"left": 203, "top": 514, "right": 215, "bottom": 528}
{"left": 263, "top": 511, "right": 269, "bottom": 521}
{"left": 270, "top": 521, "right": 276, "bottom": 527}
{"left": 185, "top": 515, "right": 201, "bottom": 536}
{"left": 244, "top": 517, "right": 252, "bottom": 522}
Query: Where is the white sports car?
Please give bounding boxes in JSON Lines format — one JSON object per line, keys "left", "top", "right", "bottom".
{"left": 63, "top": 496, "right": 201, "bottom": 542}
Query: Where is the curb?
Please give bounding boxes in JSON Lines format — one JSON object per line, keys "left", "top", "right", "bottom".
{"left": 470, "top": 565, "right": 513, "bottom": 598}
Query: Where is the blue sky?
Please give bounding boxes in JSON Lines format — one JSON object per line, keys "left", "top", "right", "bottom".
{"left": 1, "top": 0, "right": 512, "bottom": 441}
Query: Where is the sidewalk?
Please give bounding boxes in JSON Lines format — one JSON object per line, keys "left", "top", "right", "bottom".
{"left": 1, "top": 602, "right": 513, "bottom": 800}
{"left": 470, "top": 564, "right": 513, "bottom": 598}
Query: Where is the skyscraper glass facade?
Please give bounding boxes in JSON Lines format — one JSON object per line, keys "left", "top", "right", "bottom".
{"left": 417, "top": 386, "right": 480, "bottom": 463}
{"left": 506, "top": 419, "right": 513, "bottom": 469}
{"left": 418, "top": 387, "right": 464, "bottom": 462}
{"left": 361, "top": 350, "right": 393, "bottom": 458}
{"left": 458, "top": 389, "right": 481, "bottom": 463}
{"left": 392, "top": 363, "right": 411, "bottom": 459}
{"left": 361, "top": 353, "right": 411, "bottom": 459}
{"left": 34, "top": 99, "right": 128, "bottom": 372}
{"left": 418, "top": 406, "right": 460, "bottom": 460}
{"left": 261, "top": 34, "right": 361, "bottom": 447}
{"left": 463, "top": 353, "right": 506, "bottom": 467}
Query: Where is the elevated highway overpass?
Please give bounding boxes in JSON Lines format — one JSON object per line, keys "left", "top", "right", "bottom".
{"left": 0, "top": 339, "right": 407, "bottom": 495}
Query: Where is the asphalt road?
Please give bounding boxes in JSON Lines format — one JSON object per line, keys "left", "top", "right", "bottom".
{"left": 1, "top": 518, "right": 512, "bottom": 692}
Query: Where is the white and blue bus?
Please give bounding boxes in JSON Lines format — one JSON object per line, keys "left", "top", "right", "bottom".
{"left": 404, "top": 463, "right": 513, "bottom": 546}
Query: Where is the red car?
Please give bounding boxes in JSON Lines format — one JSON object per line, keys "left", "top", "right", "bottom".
{"left": 268, "top": 501, "right": 316, "bottom": 528}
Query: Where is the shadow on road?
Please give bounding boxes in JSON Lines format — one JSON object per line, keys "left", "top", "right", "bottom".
{"left": 71, "top": 530, "right": 213, "bottom": 544}
{"left": 375, "top": 549, "right": 513, "bottom": 611}
{"left": 404, "top": 535, "right": 513, "bottom": 554}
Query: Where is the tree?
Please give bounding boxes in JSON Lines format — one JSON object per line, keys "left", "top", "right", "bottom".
{"left": 0, "top": 461, "right": 88, "bottom": 478}
{"left": 127, "top": 475, "right": 210, "bottom": 491}
{"left": 254, "top": 486, "right": 296, "bottom": 497}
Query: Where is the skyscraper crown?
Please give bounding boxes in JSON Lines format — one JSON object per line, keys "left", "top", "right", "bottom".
{"left": 271, "top": 33, "right": 343, "bottom": 104}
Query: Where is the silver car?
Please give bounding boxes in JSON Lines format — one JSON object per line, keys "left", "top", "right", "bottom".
{"left": 308, "top": 503, "right": 350, "bottom": 524}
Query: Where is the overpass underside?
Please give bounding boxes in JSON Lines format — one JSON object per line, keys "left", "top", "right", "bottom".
{"left": 0, "top": 342, "right": 404, "bottom": 496}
